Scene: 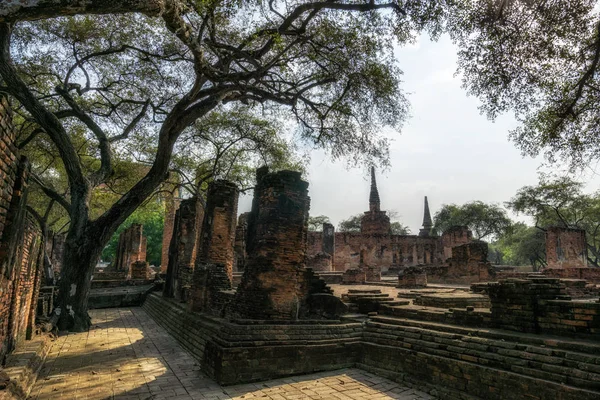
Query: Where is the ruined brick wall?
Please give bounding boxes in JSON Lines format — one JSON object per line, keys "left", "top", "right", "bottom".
{"left": 233, "top": 212, "right": 249, "bottom": 272}
{"left": 433, "top": 241, "right": 494, "bottom": 284}
{"left": 163, "top": 197, "right": 203, "bottom": 300}
{"left": 546, "top": 226, "right": 588, "bottom": 269}
{"left": 0, "top": 96, "right": 42, "bottom": 360}
{"left": 331, "top": 233, "right": 442, "bottom": 273}
{"left": 230, "top": 169, "right": 311, "bottom": 320}
{"left": 130, "top": 260, "right": 151, "bottom": 280}
{"left": 441, "top": 226, "right": 472, "bottom": 261}
{"left": 486, "top": 277, "right": 600, "bottom": 336}
{"left": 112, "top": 223, "right": 147, "bottom": 278}
{"left": 397, "top": 266, "right": 427, "bottom": 288}
{"left": 543, "top": 267, "right": 600, "bottom": 282}
{"left": 307, "top": 252, "right": 332, "bottom": 271}
{"left": 160, "top": 185, "right": 180, "bottom": 273}
{"left": 189, "top": 180, "right": 238, "bottom": 312}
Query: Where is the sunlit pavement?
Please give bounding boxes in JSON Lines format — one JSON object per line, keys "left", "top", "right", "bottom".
{"left": 30, "top": 308, "right": 434, "bottom": 400}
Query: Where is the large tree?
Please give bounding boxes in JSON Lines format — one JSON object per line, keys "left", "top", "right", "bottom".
{"left": 508, "top": 176, "right": 600, "bottom": 267}
{"left": 433, "top": 201, "right": 513, "bottom": 241}
{"left": 0, "top": 0, "right": 445, "bottom": 330}
{"left": 452, "top": 0, "right": 600, "bottom": 169}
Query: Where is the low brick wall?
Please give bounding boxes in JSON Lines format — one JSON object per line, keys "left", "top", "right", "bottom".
{"left": 143, "top": 293, "right": 600, "bottom": 399}
{"left": 143, "top": 293, "right": 361, "bottom": 385}
{"left": 361, "top": 316, "right": 600, "bottom": 400}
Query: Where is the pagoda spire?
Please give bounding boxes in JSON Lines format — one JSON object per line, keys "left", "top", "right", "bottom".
{"left": 419, "top": 196, "right": 433, "bottom": 237}
{"left": 369, "top": 166, "right": 380, "bottom": 212}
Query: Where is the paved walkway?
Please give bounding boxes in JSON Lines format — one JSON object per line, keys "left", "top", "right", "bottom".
{"left": 30, "top": 308, "right": 434, "bottom": 400}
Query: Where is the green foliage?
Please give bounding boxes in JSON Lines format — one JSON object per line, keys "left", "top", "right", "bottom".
{"left": 450, "top": 0, "right": 600, "bottom": 170}
{"left": 390, "top": 221, "right": 411, "bottom": 235}
{"left": 338, "top": 214, "right": 363, "bottom": 233}
{"left": 101, "top": 200, "right": 164, "bottom": 266}
{"left": 308, "top": 215, "right": 331, "bottom": 232}
{"left": 433, "top": 201, "right": 513, "bottom": 241}
{"left": 507, "top": 175, "right": 600, "bottom": 267}
{"left": 489, "top": 223, "right": 546, "bottom": 270}
{"left": 337, "top": 212, "right": 410, "bottom": 234}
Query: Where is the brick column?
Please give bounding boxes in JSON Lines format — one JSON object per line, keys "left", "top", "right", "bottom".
{"left": 189, "top": 180, "right": 238, "bottom": 312}
{"left": 546, "top": 226, "right": 588, "bottom": 269}
{"left": 163, "top": 197, "right": 203, "bottom": 301}
{"left": 160, "top": 186, "right": 180, "bottom": 273}
{"left": 229, "top": 168, "right": 311, "bottom": 320}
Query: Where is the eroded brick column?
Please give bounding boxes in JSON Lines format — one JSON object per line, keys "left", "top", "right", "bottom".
{"left": 163, "top": 197, "right": 203, "bottom": 301}
{"left": 113, "top": 223, "right": 146, "bottom": 278}
{"left": 546, "top": 226, "right": 588, "bottom": 269}
{"left": 160, "top": 185, "right": 180, "bottom": 273}
{"left": 230, "top": 168, "right": 311, "bottom": 320}
{"left": 233, "top": 212, "right": 249, "bottom": 272}
{"left": 189, "top": 180, "right": 238, "bottom": 312}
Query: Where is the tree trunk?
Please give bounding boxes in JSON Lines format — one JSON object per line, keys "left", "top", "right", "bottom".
{"left": 55, "top": 229, "right": 104, "bottom": 331}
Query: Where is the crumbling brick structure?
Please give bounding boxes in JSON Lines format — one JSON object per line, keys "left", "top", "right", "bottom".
{"left": 160, "top": 184, "right": 180, "bottom": 273}
{"left": 546, "top": 226, "right": 588, "bottom": 269}
{"left": 112, "top": 223, "right": 147, "bottom": 278}
{"left": 189, "top": 180, "right": 238, "bottom": 312}
{"left": 441, "top": 225, "right": 472, "bottom": 261}
{"left": 233, "top": 212, "right": 249, "bottom": 272}
{"left": 230, "top": 168, "right": 311, "bottom": 320}
{"left": 130, "top": 260, "right": 151, "bottom": 280}
{"left": 398, "top": 266, "right": 427, "bottom": 287}
{"left": 445, "top": 241, "right": 494, "bottom": 283}
{"left": 164, "top": 197, "right": 203, "bottom": 300}
{"left": 0, "top": 95, "right": 43, "bottom": 360}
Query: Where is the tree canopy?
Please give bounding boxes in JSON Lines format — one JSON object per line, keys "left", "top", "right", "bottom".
{"left": 452, "top": 0, "right": 600, "bottom": 169}
{"left": 489, "top": 223, "right": 546, "bottom": 270}
{"left": 433, "top": 201, "right": 512, "bottom": 241}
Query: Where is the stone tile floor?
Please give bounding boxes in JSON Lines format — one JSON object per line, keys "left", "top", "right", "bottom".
{"left": 29, "top": 308, "right": 434, "bottom": 400}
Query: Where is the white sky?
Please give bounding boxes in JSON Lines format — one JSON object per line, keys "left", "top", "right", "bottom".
{"left": 238, "top": 34, "right": 600, "bottom": 233}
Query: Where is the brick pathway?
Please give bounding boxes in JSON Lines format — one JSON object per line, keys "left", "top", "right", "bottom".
{"left": 30, "top": 308, "right": 434, "bottom": 400}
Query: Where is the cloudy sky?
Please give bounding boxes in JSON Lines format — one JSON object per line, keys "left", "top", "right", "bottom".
{"left": 238, "top": 34, "right": 600, "bottom": 233}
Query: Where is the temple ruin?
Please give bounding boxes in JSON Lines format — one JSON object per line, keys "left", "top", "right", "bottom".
{"left": 1, "top": 92, "right": 600, "bottom": 400}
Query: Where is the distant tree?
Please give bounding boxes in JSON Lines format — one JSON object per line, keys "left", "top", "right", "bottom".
{"left": 338, "top": 214, "right": 363, "bottom": 233}
{"left": 508, "top": 176, "right": 600, "bottom": 267}
{"left": 489, "top": 223, "right": 546, "bottom": 271}
{"left": 387, "top": 210, "right": 410, "bottom": 235}
{"left": 308, "top": 215, "right": 331, "bottom": 232}
{"left": 390, "top": 222, "right": 411, "bottom": 235}
{"left": 433, "top": 201, "right": 513, "bottom": 241}
{"left": 338, "top": 211, "right": 410, "bottom": 234}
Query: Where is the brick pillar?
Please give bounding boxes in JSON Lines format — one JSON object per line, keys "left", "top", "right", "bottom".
{"left": 322, "top": 223, "right": 335, "bottom": 262}
{"left": 545, "top": 226, "right": 588, "bottom": 269}
{"left": 112, "top": 223, "right": 146, "bottom": 278}
{"left": 233, "top": 212, "right": 249, "bottom": 272}
{"left": 160, "top": 186, "right": 180, "bottom": 273}
{"left": 189, "top": 180, "right": 238, "bottom": 312}
{"left": 229, "top": 168, "right": 311, "bottom": 320}
{"left": 170, "top": 197, "right": 203, "bottom": 301}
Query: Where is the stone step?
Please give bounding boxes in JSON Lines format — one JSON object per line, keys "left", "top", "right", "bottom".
{"left": 348, "top": 289, "right": 381, "bottom": 294}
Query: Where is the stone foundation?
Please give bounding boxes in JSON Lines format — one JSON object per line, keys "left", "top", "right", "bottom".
{"left": 144, "top": 292, "right": 600, "bottom": 399}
